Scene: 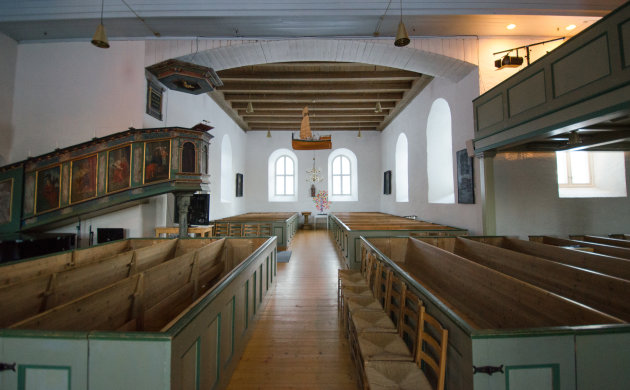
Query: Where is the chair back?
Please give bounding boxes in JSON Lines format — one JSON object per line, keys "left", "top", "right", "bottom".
{"left": 399, "top": 287, "right": 423, "bottom": 356}
{"left": 228, "top": 223, "right": 242, "bottom": 236}
{"left": 214, "top": 222, "right": 229, "bottom": 237}
{"left": 416, "top": 307, "right": 448, "bottom": 390}
{"left": 242, "top": 224, "right": 259, "bottom": 236}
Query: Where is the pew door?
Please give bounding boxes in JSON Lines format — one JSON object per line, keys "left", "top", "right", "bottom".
{"left": 0, "top": 335, "right": 88, "bottom": 390}
{"left": 472, "top": 334, "right": 575, "bottom": 390}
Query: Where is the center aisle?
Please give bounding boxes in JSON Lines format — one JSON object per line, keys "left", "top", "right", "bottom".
{"left": 226, "top": 229, "right": 359, "bottom": 389}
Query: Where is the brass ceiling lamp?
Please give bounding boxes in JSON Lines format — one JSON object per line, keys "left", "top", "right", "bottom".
{"left": 394, "top": 0, "right": 410, "bottom": 47}
{"left": 266, "top": 129, "right": 271, "bottom": 138}
{"left": 357, "top": 130, "right": 362, "bottom": 138}
{"left": 374, "top": 93, "right": 383, "bottom": 113}
{"left": 91, "top": 0, "right": 109, "bottom": 48}
{"left": 246, "top": 90, "right": 254, "bottom": 113}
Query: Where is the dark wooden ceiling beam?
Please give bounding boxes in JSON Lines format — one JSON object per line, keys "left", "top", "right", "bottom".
{"left": 224, "top": 92, "right": 403, "bottom": 102}
{"left": 242, "top": 111, "right": 387, "bottom": 118}
{"left": 231, "top": 102, "right": 395, "bottom": 110}
{"left": 249, "top": 125, "right": 378, "bottom": 131}
{"left": 248, "top": 117, "right": 383, "bottom": 125}
{"left": 218, "top": 81, "right": 412, "bottom": 93}
{"left": 218, "top": 70, "right": 421, "bottom": 81}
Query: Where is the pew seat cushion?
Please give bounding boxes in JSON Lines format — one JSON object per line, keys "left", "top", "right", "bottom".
{"left": 364, "top": 361, "right": 432, "bottom": 390}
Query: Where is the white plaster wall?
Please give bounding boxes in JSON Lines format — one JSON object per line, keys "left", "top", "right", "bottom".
{"left": 0, "top": 32, "right": 17, "bottom": 165}
{"left": 11, "top": 41, "right": 146, "bottom": 162}
{"left": 245, "top": 130, "right": 381, "bottom": 219}
{"left": 380, "top": 70, "right": 483, "bottom": 234}
{"left": 494, "top": 152, "right": 630, "bottom": 238}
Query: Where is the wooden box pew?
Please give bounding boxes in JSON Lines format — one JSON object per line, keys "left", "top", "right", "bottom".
{"left": 530, "top": 235, "right": 630, "bottom": 260}
{"left": 1, "top": 237, "right": 277, "bottom": 390}
{"left": 0, "top": 238, "right": 161, "bottom": 287}
{"left": 329, "top": 212, "right": 467, "bottom": 270}
{"left": 212, "top": 212, "right": 298, "bottom": 250}
{"left": 569, "top": 234, "right": 630, "bottom": 249}
{"left": 450, "top": 237, "right": 630, "bottom": 322}
{"left": 361, "top": 236, "right": 628, "bottom": 390}
{"left": 609, "top": 233, "right": 630, "bottom": 240}
{"left": 466, "top": 236, "right": 630, "bottom": 282}
{"left": 0, "top": 239, "right": 220, "bottom": 328}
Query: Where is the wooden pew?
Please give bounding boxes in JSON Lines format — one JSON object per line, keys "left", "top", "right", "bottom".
{"left": 530, "top": 235, "right": 630, "bottom": 260}
{"left": 452, "top": 237, "right": 630, "bottom": 322}
{"left": 9, "top": 239, "right": 228, "bottom": 332}
{"left": 401, "top": 238, "right": 619, "bottom": 330}
{"left": 0, "top": 240, "right": 223, "bottom": 328}
{"left": 485, "top": 237, "right": 630, "bottom": 281}
{"left": 570, "top": 235, "right": 630, "bottom": 249}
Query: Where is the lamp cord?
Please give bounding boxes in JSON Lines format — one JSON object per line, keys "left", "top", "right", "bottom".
{"left": 100, "top": 0, "right": 104, "bottom": 24}
{"left": 121, "top": 0, "right": 161, "bottom": 37}
{"left": 373, "top": 0, "right": 393, "bottom": 36}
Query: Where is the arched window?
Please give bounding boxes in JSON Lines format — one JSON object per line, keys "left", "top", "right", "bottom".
{"left": 395, "top": 133, "right": 409, "bottom": 202}
{"left": 328, "top": 148, "right": 358, "bottom": 202}
{"left": 220, "top": 135, "right": 233, "bottom": 203}
{"left": 426, "top": 98, "right": 455, "bottom": 204}
{"left": 268, "top": 149, "right": 298, "bottom": 202}
{"left": 181, "top": 142, "right": 196, "bottom": 173}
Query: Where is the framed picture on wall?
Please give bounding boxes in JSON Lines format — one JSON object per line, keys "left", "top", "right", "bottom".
{"left": 236, "top": 173, "right": 243, "bottom": 197}
{"left": 383, "top": 170, "right": 392, "bottom": 195}
{"left": 70, "top": 155, "right": 98, "bottom": 204}
{"left": 456, "top": 149, "right": 475, "bottom": 204}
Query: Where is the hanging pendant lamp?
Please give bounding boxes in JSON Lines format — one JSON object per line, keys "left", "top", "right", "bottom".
{"left": 374, "top": 101, "right": 383, "bottom": 113}
{"left": 266, "top": 129, "right": 271, "bottom": 138}
{"left": 394, "top": 0, "right": 410, "bottom": 47}
{"left": 357, "top": 130, "right": 362, "bottom": 138}
{"left": 246, "top": 101, "right": 254, "bottom": 114}
{"left": 91, "top": 0, "right": 110, "bottom": 48}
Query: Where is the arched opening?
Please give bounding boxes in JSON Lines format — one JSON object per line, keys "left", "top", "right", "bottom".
{"left": 220, "top": 135, "right": 233, "bottom": 203}
{"left": 395, "top": 133, "right": 409, "bottom": 202}
{"left": 426, "top": 98, "right": 455, "bottom": 204}
{"left": 181, "top": 142, "right": 196, "bottom": 173}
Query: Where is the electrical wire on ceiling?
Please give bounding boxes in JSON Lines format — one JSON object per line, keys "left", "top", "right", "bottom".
{"left": 373, "top": 0, "right": 394, "bottom": 37}
{"left": 121, "top": 0, "right": 161, "bottom": 37}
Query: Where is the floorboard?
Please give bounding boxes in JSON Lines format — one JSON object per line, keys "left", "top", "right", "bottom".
{"left": 226, "top": 229, "right": 359, "bottom": 389}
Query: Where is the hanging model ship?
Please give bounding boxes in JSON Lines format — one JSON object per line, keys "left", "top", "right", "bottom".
{"left": 291, "top": 107, "right": 332, "bottom": 150}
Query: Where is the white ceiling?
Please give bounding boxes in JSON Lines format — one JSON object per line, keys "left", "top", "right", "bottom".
{"left": 0, "top": 0, "right": 624, "bottom": 43}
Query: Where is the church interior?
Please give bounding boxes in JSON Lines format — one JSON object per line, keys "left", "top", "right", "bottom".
{"left": 0, "top": 1, "right": 629, "bottom": 389}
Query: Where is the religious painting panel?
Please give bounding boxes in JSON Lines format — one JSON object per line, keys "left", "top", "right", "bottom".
{"left": 23, "top": 174, "right": 35, "bottom": 215}
{"left": 107, "top": 145, "right": 131, "bottom": 193}
{"left": 70, "top": 154, "right": 98, "bottom": 204}
{"left": 144, "top": 140, "right": 171, "bottom": 183}
{"left": 61, "top": 163, "right": 70, "bottom": 205}
{"left": 36, "top": 165, "right": 61, "bottom": 213}
{"left": 0, "top": 179, "right": 13, "bottom": 224}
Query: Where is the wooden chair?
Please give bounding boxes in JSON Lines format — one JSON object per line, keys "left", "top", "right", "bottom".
{"left": 214, "top": 222, "right": 229, "bottom": 237}
{"left": 355, "top": 285, "right": 422, "bottom": 389}
{"left": 242, "top": 224, "right": 259, "bottom": 237}
{"left": 228, "top": 223, "right": 243, "bottom": 237}
{"left": 364, "top": 306, "right": 448, "bottom": 390}
{"left": 259, "top": 223, "right": 272, "bottom": 236}
{"left": 338, "top": 253, "right": 377, "bottom": 315}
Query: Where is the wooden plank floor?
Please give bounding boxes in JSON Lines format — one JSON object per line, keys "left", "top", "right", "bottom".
{"left": 226, "top": 229, "right": 359, "bottom": 389}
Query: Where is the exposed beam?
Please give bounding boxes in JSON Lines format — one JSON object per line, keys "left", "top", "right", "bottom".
{"left": 224, "top": 92, "right": 403, "bottom": 102}
{"left": 218, "top": 81, "right": 412, "bottom": 93}
{"left": 559, "top": 130, "right": 630, "bottom": 151}
{"left": 231, "top": 102, "right": 396, "bottom": 110}
{"left": 240, "top": 110, "right": 387, "bottom": 117}
{"left": 218, "top": 70, "right": 421, "bottom": 82}
{"left": 377, "top": 75, "right": 434, "bottom": 131}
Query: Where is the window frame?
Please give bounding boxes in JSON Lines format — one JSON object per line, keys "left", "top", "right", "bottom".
{"left": 268, "top": 149, "right": 298, "bottom": 202}
{"left": 327, "top": 148, "right": 358, "bottom": 202}
{"left": 274, "top": 155, "right": 296, "bottom": 196}
{"left": 557, "top": 151, "right": 594, "bottom": 188}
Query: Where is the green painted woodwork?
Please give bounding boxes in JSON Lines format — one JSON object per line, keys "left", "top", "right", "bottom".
{"left": 17, "top": 365, "right": 71, "bottom": 390}
{"left": 472, "top": 2, "right": 630, "bottom": 153}
{"left": 0, "top": 127, "right": 212, "bottom": 234}
{"left": 360, "top": 236, "right": 630, "bottom": 390}
{"left": 0, "top": 237, "right": 277, "bottom": 390}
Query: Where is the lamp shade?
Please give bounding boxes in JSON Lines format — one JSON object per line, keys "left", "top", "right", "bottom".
{"left": 91, "top": 24, "right": 110, "bottom": 48}
{"left": 394, "top": 20, "right": 410, "bottom": 47}
{"left": 246, "top": 101, "right": 254, "bottom": 114}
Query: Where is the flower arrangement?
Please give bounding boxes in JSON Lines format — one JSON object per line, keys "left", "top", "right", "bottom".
{"left": 313, "top": 190, "right": 330, "bottom": 213}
